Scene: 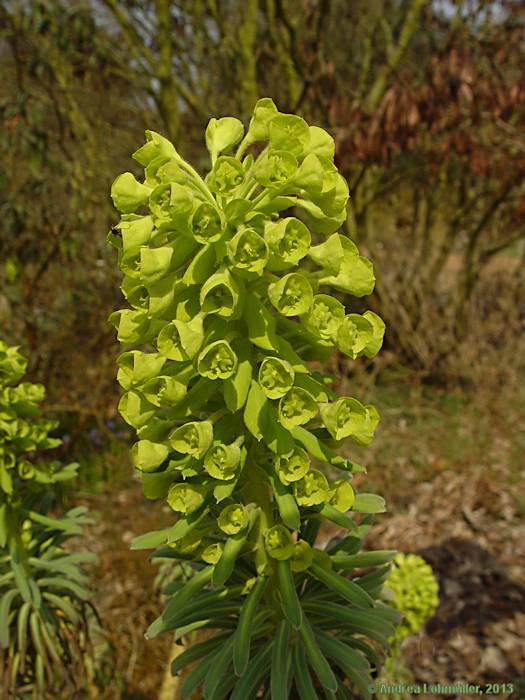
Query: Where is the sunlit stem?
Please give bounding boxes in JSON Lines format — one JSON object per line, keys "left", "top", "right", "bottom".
{"left": 174, "top": 155, "right": 217, "bottom": 206}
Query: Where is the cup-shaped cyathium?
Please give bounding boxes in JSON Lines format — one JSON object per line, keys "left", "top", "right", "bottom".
{"left": 264, "top": 217, "right": 311, "bottom": 270}
{"left": 258, "top": 357, "right": 295, "bottom": 399}
{"left": 167, "top": 482, "right": 207, "bottom": 514}
{"left": 197, "top": 340, "right": 238, "bottom": 380}
{"left": 227, "top": 228, "right": 269, "bottom": 275}
{"left": 276, "top": 447, "right": 310, "bottom": 485}
{"left": 141, "top": 375, "right": 187, "bottom": 407}
{"left": 201, "top": 542, "right": 224, "bottom": 564}
{"left": 303, "top": 294, "right": 345, "bottom": 343}
{"left": 320, "top": 397, "right": 380, "bottom": 445}
{"left": 290, "top": 540, "right": 314, "bottom": 572}
{"left": 268, "top": 114, "right": 310, "bottom": 156}
{"left": 278, "top": 387, "right": 318, "bottom": 429}
{"left": 191, "top": 202, "right": 224, "bottom": 244}
{"left": 157, "top": 316, "right": 205, "bottom": 361}
{"left": 265, "top": 524, "right": 294, "bottom": 560}
{"left": 199, "top": 269, "right": 243, "bottom": 318}
{"left": 131, "top": 439, "right": 169, "bottom": 472}
{"left": 293, "top": 469, "right": 330, "bottom": 506}
{"left": 218, "top": 504, "right": 249, "bottom": 536}
{"left": 207, "top": 156, "right": 244, "bottom": 194}
{"left": 149, "top": 182, "right": 193, "bottom": 229}
{"left": 117, "top": 351, "right": 166, "bottom": 390}
{"left": 329, "top": 478, "right": 356, "bottom": 512}
{"left": 169, "top": 420, "right": 214, "bottom": 458}
{"left": 267, "top": 272, "right": 314, "bottom": 317}
{"left": 203, "top": 440, "right": 242, "bottom": 480}
{"left": 254, "top": 150, "right": 298, "bottom": 189}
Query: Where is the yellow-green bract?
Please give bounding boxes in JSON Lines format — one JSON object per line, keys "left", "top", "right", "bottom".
{"left": 109, "top": 99, "right": 397, "bottom": 699}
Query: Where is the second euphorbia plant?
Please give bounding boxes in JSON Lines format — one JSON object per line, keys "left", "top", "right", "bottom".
{"left": 108, "top": 98, "right": 399, "bottom": 699}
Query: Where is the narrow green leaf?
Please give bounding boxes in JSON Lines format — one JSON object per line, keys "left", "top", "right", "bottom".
{"left": 229, "top": 641, "right": 272, "bottom": 700}
{"left": 276, "top": 559, "right": 302, "bottom": 629}
{"left": 271, "top": 620, "right": 291, "bottom": 700}
{"left": 203, "top": 634, "right": 235, "bottom": 699}
{"left": 315, "top": 629, "right": 371, "bottom": 700}
{"left": 293, "top": 642, "right": 319, "bottom": 700}
{"left": 309, "top": 562, "right": 374, "bottom": 608}
{"left": 233, "top": 575, "right": 268, "bottom": 675}
{"left": 330, "top": 551, "right": 397, "bottom": 570}
{"left": 299, "top": 616, "right": 338, "bottom": 692}
{"left": 171, "top": 634, "right": 229, "bottom": 676}
{"left": 0, "top": 589, "right": 19, "bottom": 647}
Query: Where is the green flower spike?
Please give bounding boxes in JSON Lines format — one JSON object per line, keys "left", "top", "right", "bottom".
{"left": 265, "top": 525, "right": 294, "bottom": 560}
{"left": 320, "top": 397, "right": 380, "bottom": 446}
{"left": 293, "top": 469, "right": 330, "bottom": 507}
{"left": 169, "top": 421, "right": 214, "bottom": 458}
{"left": 131, "top": 440, "right": 169, "bottom": 472}
{"left": 218, "top": 504, "right": 249, "bottom": 536}
{"left": 276, "top": 446, "right": 310, "bottom": 486}
{"left": 199, "top": 269, "right": 243, "bottom": 318}
{"left": 191, "top": 202, "right": 224, "bottom": 244}
{"left": 290, "top": 540, "right": 314, "bottom": 572}
{"left": 227, "top": 228, "right": 269, "bottom": 275}
{"left": 303, "top": 294, "right": 345, "bottom": 342}
{"left": 264, "top": 217, "right": 311, "bottom": 270}
{"left": 278, "top": 387, "right": 318, "bottom": 429}
{"left": 197, "top": 340, "right": 238, "bottom": 380}
{"left": 201, "top": 542, "right": 224, "bottom": 565}
{"left": 111, "top": 172, "right": 152, "bottom": 214}
{"left": 258, "top": 357, "right": 295, "bottom": 399}
{"left": 109, "top": 102, "right": 391, "bottom": 699}
{"left": 329, "top": 479, "right": 356, "bottom": 512}
{"left": 167, "top": 482, "right": 206, "bottom": 515}
{"left": 203, "top": 440, "right": 242, "bottom": 481}
{"left": 267, "top": 272, "right": 314, "bottom": 317}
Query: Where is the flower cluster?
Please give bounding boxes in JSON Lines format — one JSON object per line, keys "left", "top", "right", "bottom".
{"left": 109, "top": 99, "right": 386, "bottom": 564}
{"left": 386, "top": 553, "right": 440, "bottom": 644}
{"left": 109, "top": 99, "right": 395, "bottom": 699}
{"left": 0, "top": 342, "right": 77, "bottom": 501}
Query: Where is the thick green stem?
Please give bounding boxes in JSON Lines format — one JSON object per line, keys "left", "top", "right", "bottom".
{"left": 243, "top": 453, "right": 281, "bottom": 615}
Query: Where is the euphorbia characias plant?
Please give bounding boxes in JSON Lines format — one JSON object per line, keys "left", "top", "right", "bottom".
{"left": 108, "top": 99, "right": 400, "bottom": 699}
{"left": 0, "top": 342, "right": 95, "bottom": 696}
